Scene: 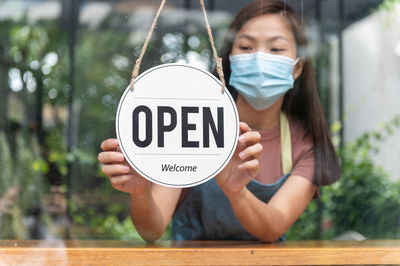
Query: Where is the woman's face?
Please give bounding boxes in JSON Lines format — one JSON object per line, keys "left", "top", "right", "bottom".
{"left": 231, "top": 14, "right": 297, "bottom": 60}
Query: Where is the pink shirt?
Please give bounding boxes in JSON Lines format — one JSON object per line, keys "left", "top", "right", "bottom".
{"left": 177, "top": 115, "right": 317, "bottom": 207}
{"left": 254, "top": 115, "right": 315, "bottom": 185}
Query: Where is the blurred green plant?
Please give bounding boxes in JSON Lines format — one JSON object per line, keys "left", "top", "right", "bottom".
{"left": 287, "top": 114, "right": 400, "bottom": 240}
{"left": 0, "top": 7, "right": 231, "bottom": 240}
{"left": 0, "top": 131, "right": 47, "bottom": 239}
{"left": 378, "top": 0, "right": 400, "bottom": 11}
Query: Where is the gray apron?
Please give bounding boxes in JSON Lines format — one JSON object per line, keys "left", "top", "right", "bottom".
{"left": 172, "top": 112, "right": 293, "bottom": 241}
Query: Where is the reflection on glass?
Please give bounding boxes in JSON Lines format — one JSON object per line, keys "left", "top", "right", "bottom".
{"left": 0, "top": 0, "right": 399, "bottom": 243}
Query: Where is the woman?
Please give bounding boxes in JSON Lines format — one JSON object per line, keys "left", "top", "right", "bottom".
{"left": 98, "top": 0, "right": 340, "bottom": 242}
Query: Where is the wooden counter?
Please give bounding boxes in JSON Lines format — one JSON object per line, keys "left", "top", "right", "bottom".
{"left": 1, "top": 240, "right": 400, "bottom": 265}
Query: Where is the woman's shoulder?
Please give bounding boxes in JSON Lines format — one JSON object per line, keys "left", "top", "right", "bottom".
{"left": 286, "top": 113, "right": 316, "bottom": 185}
{"left": 287, "top": 113, "right": 313, "bottom": 146}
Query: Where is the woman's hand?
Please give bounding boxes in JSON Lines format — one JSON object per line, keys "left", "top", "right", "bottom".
{"left": 215, "top": 122, "right": 263, "bottom": 198}
{"left": 98, "top": 138, "right": 150, "bottom": 195}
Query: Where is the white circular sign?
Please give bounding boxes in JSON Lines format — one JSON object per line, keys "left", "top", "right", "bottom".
{"left": 116, "top": 63, "right": 239, "bottom": 188}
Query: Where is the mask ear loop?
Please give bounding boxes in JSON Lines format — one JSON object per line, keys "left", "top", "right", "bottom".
{"left": 292, "top": 57, "right": 303, "bottom": 80}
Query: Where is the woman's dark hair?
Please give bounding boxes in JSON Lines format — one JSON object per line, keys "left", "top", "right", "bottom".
{"left": 217, "top": 0, "right": 340, "bottom": 186}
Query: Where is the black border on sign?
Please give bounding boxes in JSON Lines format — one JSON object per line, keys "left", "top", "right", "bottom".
{"left": 116, "top": 63, "right": 239, "bottom": 188}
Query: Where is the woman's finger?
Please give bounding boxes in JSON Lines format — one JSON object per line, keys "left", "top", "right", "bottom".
{"left": 238, "top": 158, "right": 259, "bottom": 176}
{"left": 239, "top": 131, "right": 261, "bottom": 145}
{"left": 101, "top": 138, "right": 119, "bottom": 152}
{"left": 239, "top": 122, "right": 251, "bottom": 134}
{"left": 98, "top": 151, "right": 125, "bottom": 164}
{"left": 239, "top": 143, "right": 263, "bottom": 160}
{"left": 98, "top": 151, "right": 124, "bottom": 164}
{"left": 109, "top": 174, "right": 135, "bottom": 186}
{"left": 102, "top": 164, "right": 131, "bottom": 176}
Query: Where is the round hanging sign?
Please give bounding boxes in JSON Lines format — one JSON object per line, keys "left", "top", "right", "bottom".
{"left": 116, "top": 64, "right": 239, "bottom": 188}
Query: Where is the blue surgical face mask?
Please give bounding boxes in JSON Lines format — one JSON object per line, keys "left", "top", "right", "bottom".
{"left": 229, "top": 51, "right": 299, "bottom": 110}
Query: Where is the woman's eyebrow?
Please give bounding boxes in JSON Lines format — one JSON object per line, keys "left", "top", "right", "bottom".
{"left": 236, "top": 34, "right": 256, "bottom": 41}
{"left": 268, "top": 35, "right": 289, "bottom": 42}
{"left": 236, "top": 34, "right": 289, "bottom": 43}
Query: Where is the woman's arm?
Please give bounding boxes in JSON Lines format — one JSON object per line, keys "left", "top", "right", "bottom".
{"left": 129, "top": 184, "right": 181, "bottom": 242}
{"left": 99, "top": 139, "right": 181, "bottom": 242}
{"left": 227, "top": 175, "right": 317, "bottom": 242}
{"left": 214, "top": 123, "right": 316, "bottom": 242}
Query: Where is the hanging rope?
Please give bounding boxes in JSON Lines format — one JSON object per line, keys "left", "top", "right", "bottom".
{"left": 130, "top": 0, "right": 225, "bottom": 94}
{"left": 199, "top": 0, "right": 225, "bottom": 93}
{"left": 301, "top": 0, "right": 304, "bottom": 24}
{"left": 284, "top": 0, "right": 287, "bottom": 16}
{"left": 130, "top": 0, "right": 167, "bottom": 91}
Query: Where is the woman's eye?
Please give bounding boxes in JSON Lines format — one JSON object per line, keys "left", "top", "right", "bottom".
{"left": 271, "top": 48, "right": 284, "bottom": 52}
{"left": 239, "top": 46, "right": 252, "bottom": 51}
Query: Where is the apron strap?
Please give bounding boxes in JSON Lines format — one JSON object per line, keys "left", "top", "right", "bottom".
{"left": 280, "top": 112, "right": 293, "bottom": 175}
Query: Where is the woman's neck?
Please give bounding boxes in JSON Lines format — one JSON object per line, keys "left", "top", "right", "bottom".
{"left": 236, "top": 94, "right": 283, "bottom": 131}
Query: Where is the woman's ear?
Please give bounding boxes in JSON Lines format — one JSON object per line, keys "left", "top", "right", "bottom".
{"left": 292, "top": 57, "right": 304, "bottom": 80}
